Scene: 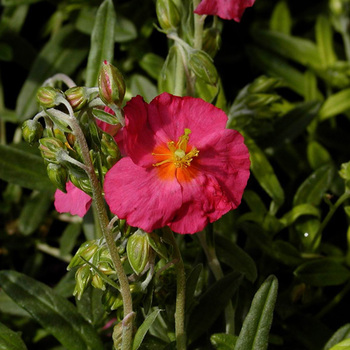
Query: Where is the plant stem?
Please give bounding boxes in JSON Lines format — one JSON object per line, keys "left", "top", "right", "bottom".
{"left": 193, "top": 0, "right": 205, "bottom": 50}
{"left": 174, "top": 42, "right": 185, "bottom": 96}
{"left": 63, "top": 100, "right": 134, "bottom": 350}
{"left": 310, "top": 191, "right": 350, "bottom": 251}
{"left": 197, "top": 230, "right": 236, "bottom": 335}
{"left": 164, "top": 227, "right": 187, "bottom": 350}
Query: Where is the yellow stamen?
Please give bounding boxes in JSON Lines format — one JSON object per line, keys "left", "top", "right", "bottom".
{"left": 152, "top": 128, "right": 199, "bottom": 168}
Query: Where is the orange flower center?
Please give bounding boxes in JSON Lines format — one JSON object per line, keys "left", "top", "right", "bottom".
{"left": 152, "top": 128, "right": 199, "bottom": 169}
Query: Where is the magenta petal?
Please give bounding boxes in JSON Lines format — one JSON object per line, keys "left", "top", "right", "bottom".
{"left": 104, "top": 157, "right": 183, "bottom": 232}
{"left": 54, "top": 182, "right": 92, "bottom": 217}
{"left": 194, "top": 0, "right": 255, "bottom": 21}
{"left": 196, "top": 128, "right": 250, "bottom": 207}
{"left": 169, "top": 173, "right": 232, "bottom": 234}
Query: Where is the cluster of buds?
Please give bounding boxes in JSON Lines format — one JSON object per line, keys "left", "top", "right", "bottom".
{"left": 22, "top": 61, "right": 125, "bottom": 194}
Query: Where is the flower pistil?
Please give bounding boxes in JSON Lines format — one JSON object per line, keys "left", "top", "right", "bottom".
{"left": 152, "top": 128, "right": 199, "bottom": 168}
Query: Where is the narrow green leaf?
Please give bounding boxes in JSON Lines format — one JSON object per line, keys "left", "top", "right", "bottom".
{"left": 0, "top": 322, "right": 27, "bottom": 350}
{"left": 0, "top": 290, "right": 30, "bottom": 317}
{"left": 252, "top": 29, "right": 322, "bottom": 69}
{"left": 16, "top": 26, "right": 89, "bottom": 121}
{"left": 92, "top": 108, "right": 120, "bottom": 125}
{"left": 329, "top": 339, "right": 350, "bottom": 350}
{"left": 319, "top": 88, "right": 350, "bottom": 120}
{"left": 244, "top": 135, "right": 284, "bottom": 210}
{"left": 294, "top": 259, "right": 350, "bottom": 286}
{"left": 140, "top": 53, "right": 165, "bottom": 80}
{"left": 324, "top": 324, "right": 350, "bottom": 350}
{"left": 279, "top": 204, "right": 320, "bottom": 227}
{"left": 0, "top": 144, "right": 54, "bottom": 192}
{"left": 129, "top": 74, "right": 158, "bottom": 103}
{"left": 307, "top": 140, "right": 332, "bottom": 170}
{"left": 235, "top": 275, "right": 278, "bottom": 350}
{"left": 85, "top": 0, "right": 116, "bottom": 87}
{"left": 293, "top": 164, "right": 334, "bottom": 206}
{"left": 185, "top": 264, "right": 203, "bottom": 312}
{"left": 133, "top": 309, "right": 162, "bottom": 350}
{"left": 188, "top": 272, "right": 242, "bottom": 343}
{"left": 210, "top": 333, "right": 238, "bottom": 350}
{"left": 304, "top": 70, "right": 320, "bottom": 102}
{"left": 269, "top": 1, "right": 292, "bottom": 35}
{"left": 216, "top": 235, "right": 257, "bottom": 282}
{"left": 243, "top": 190, "right": 267, "bottom": 216}
{"left": 18, "top": 191, "right": 52, "bottom": 236}
{"left": 2, "top": 0, "right": 41, "bottom": 5}
{"left": 59, "top": 223, "right": 81, "bottom": 256}
{"left": 315, "top": 15, "right": 336, "bottom": 68}
{"left": 0, "top": 271, "right": 104, "bottom": 350}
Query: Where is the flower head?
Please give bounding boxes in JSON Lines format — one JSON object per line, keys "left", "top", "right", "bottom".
{"left": 194, "top": 0, "right": 255, "bottom": 22}
{"left": 104, "top": 93, "right": 250, "bottom": 234}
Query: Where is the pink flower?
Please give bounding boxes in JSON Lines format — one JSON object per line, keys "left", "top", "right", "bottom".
{"left": 54, "top": 181, "right": 92, "bottom": 217}
{"left": 104, "top": 93, "right": 250, "bottom": 234}
{"left": 194, "top": 0, "right": 255, "bottom": 21}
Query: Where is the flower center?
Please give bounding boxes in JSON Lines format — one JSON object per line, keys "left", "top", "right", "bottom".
{"left": 152, "top": 128, "right": 199, "bottom": 168}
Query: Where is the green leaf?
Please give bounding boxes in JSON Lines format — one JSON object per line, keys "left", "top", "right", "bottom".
{"left": 140, "top": 53, "right": 164, "bottom": 80}
{"left": 185, "top": 264, "right": 203, "bottom": 312}
{"left": 92, "top": 108, "right": 120, "bottom": 125}
{"left": 244, "top": 135, "right": 284, "bottom": 211}
{"left": 304, "top": 70, "right": 319, "bottom": 102}
{"left": 293, "top": 164, "right": 334, "bottom": 206}
{"left": 59, "top": 223, "right": 81, "bottom": 257}
{"left": 307, "top": 140, "right": 332, "bottom": 170}
{"left": 0, "top": 290, "right": 30, "bottom": 317}
{"left": 324, "top": 324, "right": 350, "bottom": 350}
{"left": 85, "top": 0, "right": 116, "bottom": 87}
{"left": 329, "top": 339, "right": 350, "bottom": 350}
{"left": 2, "top": 0, "right": 41, "bottom": 5}
{"left": 114, "top": 15, "right": 137, "bottom": 42}
{"left": 279, "top": 204, "right": 320, "bottom": 227}
{"left": 319, "top": 88, "right": 350, "bottom": 120}
{"left": 0, "top": 271, "right": 104, "bottom": 350}
{"left": 235, "top": 275, "right": 278, "bottom": 350}
{"left": 0, "top": 322, "right": 27, "bottom": 350}
{"left": 0, "top": 144, "right": 54, "bottom": 192}
{"left": 315, "top": 15, "right": 336, "bottom": 68}
{"left": 133, "top": 309, "right": 162, "bottom": 350}
{"left": 158, "top": 45, "right": 178, "bottom": 95}
{"left": 129, "top": 74, "right": 158, "bottom": 103}
{"left": 18, "top": 191, "right": 52, "bottom": 236}
{"left": 0, "top": 42, "right": 13, "bottom": 61}
{"left": 252, "top": 29, "right": 322, "bottom": 69}
{"left": 188, "top": 272, "right": 242, "bottom": 343}
{"left": 16, "top": 25, "right": 89, "bottom": 121}
{"left": 216, "top": 235, "right": 257, "bottom": 282}
{"left": 210, "top": 333, "right": 238, "bottom": 350}
{"left": 247, "top": 46, "right": 321, "bottom": 98}
{"left": 294, "top": 259, "right": 350, "bottom": 286}
{"left": 269, "top": 1, "right": 292, "bottom": 35}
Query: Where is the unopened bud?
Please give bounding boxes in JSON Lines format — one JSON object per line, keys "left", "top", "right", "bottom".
{"left": 91, "top": 273, "right": 105, "bottom": 290}
{"left": 98, "top": 261, "right": 115, "bottom": 275}
{"left": 22, "top": 120, "right": 43, "bottom": 145}
{"left": 112, "top": 322, "right": 123, "bottom": 350}
{"left": 330, "top": 0, "right": 344, "bottom": 15}
{"left": 36, "top": 86, "right": 62, "bottom": 108}
{"left": 101, "top": 133, "right": 121, "bottom": 169}
{"left": 156, "top": 0, "right": 180, "bottom": 32}
{"left": 127, "top": 229, "right": 150, "bottom": 275}
{"left": 68, "top": 240, "right": 98, "bottom": 270}
{"left": 73, "top": 265, "right": 92, "bottom": 300}
{"left": 202, "top": 28, "right": 221, "bottom": 58}
{"left": 69, "top": 173, "right": 92, "bottom": 194}
{"left": 47, "top": 163, "right": 67, "bottom": 192}
{"left": 39, "top": 137, "right": 65, "bottom": 163}
{"left": 102, "top": 288, "right": 123, "bottom": 311}
{"left": 188, "top": 50, "right": 218, "bottom": 86}
{"left": 65, "top": 86, "right": 89, "bottom": 111}
{"left": 98, "top": 61, "right": 126, "bottom": 107}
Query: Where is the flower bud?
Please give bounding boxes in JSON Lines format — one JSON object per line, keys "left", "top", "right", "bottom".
{"left": 69, "top": 173, "right": 92, "bottom": 194}
{"left": 36, "top": 86, "right": 62, "bottom": 108}
{"left": 38, "top": 137, "right": 65, "bottom": 163}
{"left": 202, "top": 28, "right": 221, "bottom": 58}
{"left": 188, "top": 50, "right": 218, "bottom": 86}
{"left": 65, "top": 86, "right": 89, "bottom": 111}
{"left": 127, "top": 229, "right": 150, "bottom": 275}
{"left": 112, "top": 322, "right": 123, "bottom": 350}
{"left": 21, "top": 120, "right": 43, "bottom": 145}
{"left": 156, "top": 0, "right": 180, "bottom": 32}
{"left": 102, "top": 288, "right": 123, "bottom": 311}
{"left": 91, "top": 273, "right": 105, "bottom": 291}
{"left": 68, "top": 240, "right": 98, "bottom": 270}
{"left": 47, "top": 163, "right": 67, "bottom": 192}
{"left": 330, "top": 0, "right": 344, "bottom": 15}
{"left": 98, "top": 261, "right": 115, "bottom": 275}
{"left": 73, "top": 265, "right": 92, "bottom": 300}
{"left": 98, "top": 61, "right": 126, "bottom": 107}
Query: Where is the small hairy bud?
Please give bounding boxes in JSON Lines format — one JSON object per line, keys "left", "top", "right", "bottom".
{"left": 188, "top": 49, "right": 218, "bottom": 86}
{"left": 47, "top": 163, "right": 67, "bottom": 192}
{"left": 65, "top": 86, "right": 89, "bottom": 111}
{"left": 21, "top": 120, "right": 43, "bottom": 145}
{"left": 156, "top": 0, "right": 180, "bottom": 31}
{"left": 36, "top": 86, "right": 62, "bottom": 108}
